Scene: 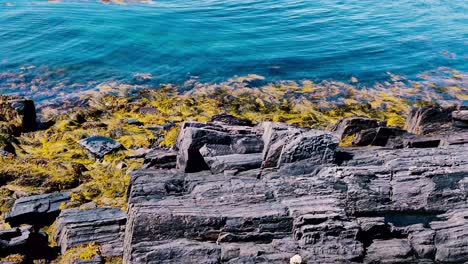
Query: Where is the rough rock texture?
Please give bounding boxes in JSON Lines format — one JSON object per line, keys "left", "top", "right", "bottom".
{"left": 5, "top": 192, "right": 70, "bottom": 227}
{"left": 142, "top": 149, "right": 177, "bottom": 169}
{"left": 78, "top": 136, "right": 123, "bottom": 159}
{"left": 0, "top": 225, "right": 54, "bottom": 259}
{"left": 54, "top": 208, "right": 126, "bottom": 257}
{"left": 210, "top": 113, "right": 253, "bottom": 127}
{"left": 452, "top": 110, "right": 468, "bottom": 128}
{"left": 331, "top": 116, "right": 379, "bottom": 139}
{"left": 353, "top": 126, "right": 407, "bottom": 146}
{"left": 174, "top": 120, "right": 262, "bottom": 173}
{"left": 123, "top": 109, "right": 468, "bottom": 264}
{"left": 404, "top": 106, "right": 464, "bottom": 135}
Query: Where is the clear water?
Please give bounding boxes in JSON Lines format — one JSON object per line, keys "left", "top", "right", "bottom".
{"left": 0, "top": 0, "right": 467, "bottom": 101}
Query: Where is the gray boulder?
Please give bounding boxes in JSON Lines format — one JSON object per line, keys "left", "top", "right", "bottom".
{"left": 5, "top": 192, "right": 70, "bottom": 227}
{"left": 78, "top": 136, "right": 123, "bottom": 158}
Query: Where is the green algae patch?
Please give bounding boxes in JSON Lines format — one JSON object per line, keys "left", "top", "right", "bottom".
{"left": 53, "top": 243, "right": 99, "bottom": 264}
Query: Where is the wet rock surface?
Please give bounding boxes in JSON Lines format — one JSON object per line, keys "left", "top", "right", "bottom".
{"left": 122, "top": 109, "right": 468, "bottom": 263}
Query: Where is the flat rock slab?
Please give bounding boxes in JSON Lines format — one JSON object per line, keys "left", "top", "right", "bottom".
{"left": 78, "top": 136, "right": 122, "bottom": 158}
{"left": 55, "top": 208, "right": 126, "bottom": 257}
{"left": 5, "top": 192, "right": 70, "bottom": 227}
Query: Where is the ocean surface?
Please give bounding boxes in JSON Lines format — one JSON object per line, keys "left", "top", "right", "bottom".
{"left": 0, "top": 0, "right": 467, "bottom": 101}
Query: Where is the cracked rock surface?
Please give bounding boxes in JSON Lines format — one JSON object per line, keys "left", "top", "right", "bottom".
{"left": 123, "top": 111, "right": 468, "bottom": 263}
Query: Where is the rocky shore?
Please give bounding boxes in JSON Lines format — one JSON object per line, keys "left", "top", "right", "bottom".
{"left": 0, "top": 88, "right": 467, "bottom": 263}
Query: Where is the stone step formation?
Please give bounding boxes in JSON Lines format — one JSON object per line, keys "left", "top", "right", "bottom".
{"left": 2, "top": 107, "right": 468, "bottom": 263}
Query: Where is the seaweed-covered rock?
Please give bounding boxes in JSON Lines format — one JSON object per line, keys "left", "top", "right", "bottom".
{"left": 54, "top": 208, "right": 126, "bottom": 257}
{"left": 5, "top": 192, "right": 70, "bottom": 227}
{"left": 78, "top": 136, "right": 123, "bottom": 159}
{"left": 0, "top": 96, "right": 37, "bottom": 135}
{"left": 0, "top": 134, "right": 16, "bottom": 155}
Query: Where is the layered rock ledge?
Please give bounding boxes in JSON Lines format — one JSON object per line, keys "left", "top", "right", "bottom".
{"left": 122, "top": 110, "right": 468, "bottom": 263}
{"left": 2, "top": 104, "right": 467, "bottom": 263}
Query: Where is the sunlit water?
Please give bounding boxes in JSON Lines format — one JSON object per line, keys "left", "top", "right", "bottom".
{"left": 0, "top": 0, "right": 467, "bottom": 101}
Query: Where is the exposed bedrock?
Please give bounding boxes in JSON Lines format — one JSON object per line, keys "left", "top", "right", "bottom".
{"left": 123, "top": 107, "right": 468, "bottom": 263}
{"left": 54, "top": 208, "right": 126, "bottom": 257}
{"left": 3, "top": 106, "right": 467, "bottom": 263}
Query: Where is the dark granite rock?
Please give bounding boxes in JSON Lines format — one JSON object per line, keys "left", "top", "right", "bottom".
{"left": 0, "top": 134, "right": 16, "bottom": 155}
{"left": 175, "top": 121, "right": 260, "bottom": 173}
{"left": 5, "top": 192, "right": 70, "bottom": 227}
{"left": 261, "top": 123, "right": 338, "bottom": 170}
{"left": 260, "top": 122, "right": 297, "bottom": 168}
{"left": 0, "top": 225, "right": 55, "bottom": 259}
{"left": 431, "top": 210, "right": 468, "bottom": 263}
{"left": 452, "top": 110, "right": 468, "bottom": 128}
{"left": 404, "top": 106, "right": 455, "bottom": 135}
{"left": 54, "top": 208, "right": 126, "bottom": 257}
{"left": 277, "top": 130, "right": 338, "bottom": 166}
{"left": 231, "top": 136, "right": 264, "bottom": 154}
{"left": 78, "top": 136, "right": 123, "bottom": 158}
{"left": 204, "top": 153, "right": 262, "bottom": 174}
{"left": 353, "top": 127, "right": 407, "bottom": 146}
{"left": 142, "top": 149, "right": 177, "bottom": 169}
{"left": 210, "top": 113, "right": 253, "bottom": 127}
{"left": 123, "top": 117, "right": 468, "bottom": 263}
{"left": 364, "top": 239, "right": 413, "bottom": 263}
{"left": 331, "top": 116, "right": 379, "bottom": 139}
{"left": 0, "top": 97, "right": 37, "bottom": 134}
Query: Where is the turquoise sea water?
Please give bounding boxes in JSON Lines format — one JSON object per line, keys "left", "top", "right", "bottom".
{"left": 0, "top": 0, "right": 467, "bottom": 101}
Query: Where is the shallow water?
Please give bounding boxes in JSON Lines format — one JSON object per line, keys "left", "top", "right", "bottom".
{"left": 0, "top": 0, "right": 467, "bottom": 101}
